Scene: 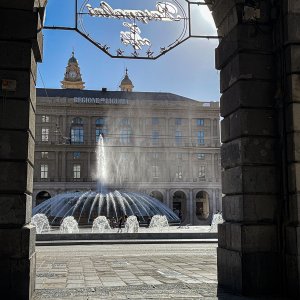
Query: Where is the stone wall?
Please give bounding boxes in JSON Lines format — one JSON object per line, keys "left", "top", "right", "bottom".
{"left": 211, "top": 0, "right": 300, "bottom": 297}
{"left": 0, "top": 1, "right": 46, "bottom": 299}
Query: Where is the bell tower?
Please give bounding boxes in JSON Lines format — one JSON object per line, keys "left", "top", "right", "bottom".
{"left": 120, "top": 68, "right": 134, "bottom": 92}
{"left": 61, "top": 52, "right": 85, "bottom": 89}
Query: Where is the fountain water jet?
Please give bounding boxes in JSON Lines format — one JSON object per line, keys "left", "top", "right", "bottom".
{"left": 31, "top": 213, "right": 50, "bottom": 234}
{"left": 124, "top": 216, "right": 139, "bottom": 233}
{"left": 149, "top": 215, "right": 169, "bottom": 231}
{"left": 92, "top": 216, "right": 111, "bottom": 233}
{"left": 96, "top": 135, "right": 107, "bottom": 193}
{"left": 210, "top": 212, "right": 224, "bottom": 232}
{"left": 60, "top": 216, "right": 79, "bottom": 233}
{"left": 33, "top": 135, "right": 180, "bottom": 227}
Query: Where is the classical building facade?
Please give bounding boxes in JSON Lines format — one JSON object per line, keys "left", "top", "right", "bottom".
{"left": 33, "top": 54, "right": 221, "bottom": 225}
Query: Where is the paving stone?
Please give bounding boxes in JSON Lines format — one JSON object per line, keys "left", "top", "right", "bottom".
{"left": 33, "top": 243, "right": 275, "bottom": 299}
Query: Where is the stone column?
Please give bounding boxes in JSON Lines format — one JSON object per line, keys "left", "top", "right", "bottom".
{"left": 211, "top": 0, "right": 281, "bottom": 296}
{"left": 283, "top": 1, "right": 300, "bottom": 298}
{"left": 166, "top": 190, "right": 170, "bottom": 208}
{"left": 87, "top": 152, "right": 91, "bottom": 181}
{"left": 55, "top": 151, "right": 59, "bottom": 181}
{"left": 61, "top": 152, "right": 66, "bottom": 181}
{"left": 0, "top": 1, "right": 46, "bottom": 299}
{"left": 189, "top": 190, "right": 193, "bottom": 225}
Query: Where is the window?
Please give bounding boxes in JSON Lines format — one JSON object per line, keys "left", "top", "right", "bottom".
{"left": 197, "top": 153, "right": 205, "bottom": 160}
{"left": 41, "top": 128, "right": 49, "bottom": 142}
{"left": 152, "top": 117, "right": 159, "bottom": 125}
{"left": 199, "top": 166, "right": 206, "bottom": 180}
{"left": 176, "top": 166, "right": 182, "bottom": 179}
{"left": 197, "top": 118, "right": 204, "bottom": 126}
{"left": 175, "top": 118, "right": 182, "bottom": 126}
{"left": 175, "top": 131, "right": 182, "bottom": 145}
{"left": 152, "top": 131, "right": 159, "bottom": 145}
{"left": 96, "top": 128, "right": 108, "bottom": 142}
{"left": 42, "top": 115, "right": 49, "bottom": 123}
{"left": 71, "top": 117, "right": 84, "bottom": 144}
{"left": 177, "top": 153, "right": 183, "bottom": 160}
{"left": 72, "top": 117, "right": 83, "bottom": 125}
{"left": 120, "top": 129, "right": 131, "bottom": 145}
{"left": 41, "top": 164, "right": 48, "bottom": 179}
{"left": 71, "top": 127, "right": 84, "bottom": 144}
{"left": 73, "top": 164, "right": 81, "bottom": 179}
{"left": 73, "top": 152, "right": 80, "bottom": 159}
{"left": 95, "top": 118, "right": 105, "bottom": 126}
{"left": 41, "top": 151, "right": 48, "bottom": 159}
{"left": 152, "top": 165, "right": 159, "bottom": 178}
{"left": 197, "top": 131, "right": 205, "bottom": 145}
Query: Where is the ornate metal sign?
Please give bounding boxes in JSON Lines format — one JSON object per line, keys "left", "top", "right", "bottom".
{"left": 44, "top": 0, "right": 219, "bottom": 60}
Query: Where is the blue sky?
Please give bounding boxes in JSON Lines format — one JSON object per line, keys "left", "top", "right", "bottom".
{"left": 38, "top": 0, "right": 220, "bottom": 101}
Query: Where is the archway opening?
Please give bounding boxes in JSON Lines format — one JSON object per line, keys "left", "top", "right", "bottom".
{"left": 172, "top": 191, "right": 187, "bottom": 222}
{"left": 150, "top": 191, "right": 164, "bottom": 202}
{"left": 195, "top": 191, "right": 209, "bottom": 220}
{"left": 36, "top": 191, "right": 52, "bottom": 206}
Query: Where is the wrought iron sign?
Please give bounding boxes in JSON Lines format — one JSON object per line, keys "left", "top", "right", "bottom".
{"left": 44, "top": 0, "right": 219, "bottom": 60}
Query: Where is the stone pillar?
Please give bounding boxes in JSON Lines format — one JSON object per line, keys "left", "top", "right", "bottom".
{"left": 166, "top": 190, "right": 170, "bottom": 208}
{"left": 189, "top": 190, "right": 193, "bottom": 224}
{"left": 0, "top": 1, "right": 46, "bottom": 299}
{"left": 55, "top": 151, "right": 59, "bottom": 180}
{"left": 62, "top": 152, "right": 66, "bottom": 181}
{"left": 283, "top": 1, "right": 300, "bottom": 298}
{"left": 212, "top": 0, "right": 281, "bottom": 296}
{"left": 88, "top": 152, "right": 91, "bottom": 181}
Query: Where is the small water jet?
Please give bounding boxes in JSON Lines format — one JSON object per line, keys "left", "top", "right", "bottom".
{"left": 210, "top": 212, "right": 224, "bottom": 232}
{"left": 92, "top": 216, "right": 111, "bottom": 233}
{"left": 31, "top": 213, "right": 50, "bottom": 234}
{"left": 149, "top": 215, "right": 169, "bottom": 231}
{"left": 60, "top": 216, "right": 79, "bottom": 233}
{"left": 124, "top": 216, "right": 139, "bottom": 233}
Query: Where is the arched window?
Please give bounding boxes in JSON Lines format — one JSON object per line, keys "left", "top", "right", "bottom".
{"left": 71, "top": 117, "right": 84, "bottom": 144}
{"left": 95, "top": 118, "right": 108, "bottom": 142}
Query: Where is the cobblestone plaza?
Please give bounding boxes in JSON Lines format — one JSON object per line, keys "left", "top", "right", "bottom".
{"left": 33, "top": 243, "right": 278, "bottom": 300}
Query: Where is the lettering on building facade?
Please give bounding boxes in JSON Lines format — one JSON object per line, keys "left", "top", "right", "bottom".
{"left": 74, "top": 97, "right": 129, "bottom": 105}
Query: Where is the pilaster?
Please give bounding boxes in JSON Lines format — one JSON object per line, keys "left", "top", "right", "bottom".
{"left": 0, "top": 1, "right": 46, "bottom": 298}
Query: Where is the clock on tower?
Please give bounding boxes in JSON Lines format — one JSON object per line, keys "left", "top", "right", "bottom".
{"left": 61, "top": 52, "right": 85, "bottom": 90}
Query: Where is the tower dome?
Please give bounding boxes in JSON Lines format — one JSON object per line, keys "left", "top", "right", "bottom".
{"left": 120, "top": 68, "right": 134, "bottom": 92}
{"left": 68, "top": 52, "right": 78, "bottom": 64}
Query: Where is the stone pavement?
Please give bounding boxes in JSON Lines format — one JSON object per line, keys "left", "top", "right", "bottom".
{"left": 33, "top": 243, "right": 281, "bottom": 300}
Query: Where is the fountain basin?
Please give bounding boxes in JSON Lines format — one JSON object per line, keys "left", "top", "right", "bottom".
{"left": 33, "top": 190, "right": 180, "bottom": 226}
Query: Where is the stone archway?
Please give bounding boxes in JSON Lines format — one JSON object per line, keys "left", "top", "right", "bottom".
{"left": 172, "top": 191, "right": 187, "bottom": 222}
{"left": 2, "top": 1, "right": 300, "bottom": 299}
{"left": 195, "top": 191, "right": 209, "bottom": 220}
{"left": 150, "top": 190, "right": 164, "bottom": 202}
{"left": 35, "top": 191, "right": 52, "bottom": 206}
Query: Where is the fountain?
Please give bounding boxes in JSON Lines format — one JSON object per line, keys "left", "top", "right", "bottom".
{"left": 60, "top": 216, "right": 79, "bottom": 233}
{"left": 210, "top": 212, "right": 224, "bottom": 232}
{"left": 31, "top": 213, "right": 50, "bottom": 234}
{"left": 33, "top": 135, "right": 180, "bottom": 227}
{"left": 92, "top": 216, "right": 111, "bottom": 233}
{"left": 124, "top": 216, "right": 139, "bottom": 233}
{"left": 149, "top": 215, "right": 169, "bottom": 231}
